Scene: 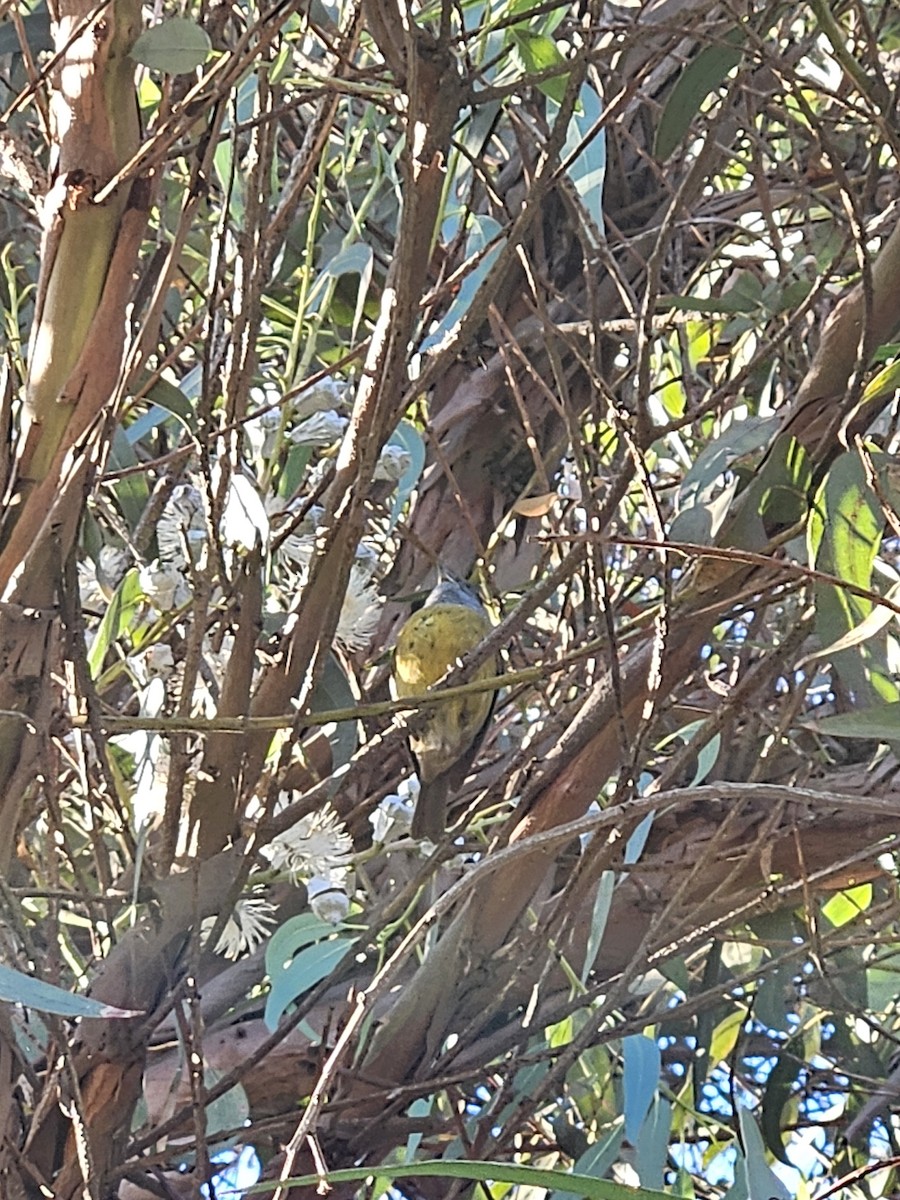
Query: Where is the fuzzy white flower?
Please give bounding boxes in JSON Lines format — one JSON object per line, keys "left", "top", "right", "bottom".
{"left": 354, "top": 540, "right": 380, "bottom": 577}
{"left": 139, "top": 560, "right": 190, "bottom": 611}
{"left": 373, "top": 442, "right": 411, "bottom": 482}
{"left": 267, "top": 501, "right": 324, "bottom": 571}
{"left": 336, "top": 564, "right": 381, "bottom": 651}
{"left": 275, "top": 530, "right": 315, "bottom": 572}
{"left": 262, "top": 803, "right": 353, "bottom": 882}
{"left": 267, "top": 516, "right": 382, "bottom": 651}
{"left": 219, "top": 472, "right": 270, "bottom": 554}
{"left": 245, "top": 405, "right": 282, "bottom": 461}
{"left": 158, "top": 484, "right": 207, "bottom": 566}
{"left": 144, "top": 643, "right": 175, "bottom": 676}
{"left": 79, "top": 546, "right": 131, "bottom": 608}
{"left": 290, "top": 410, "right": 348, "bottom": 447}
{"left": 558, "top": 456, "right": 582, "bottom": 503}
{"left": 294, "top": 374, "right": 348, "bottom": 418}
{"left": 78, "top": 561, "right": 104, "bottom": 612}
{"left": 202, "top": 895, "right": 277, "bottom": 959}
{"left": 111, "top": 679, "right": 169, "bottom": 830}
{"left": 369, "top": 791, "right": 414, "bottom": 843}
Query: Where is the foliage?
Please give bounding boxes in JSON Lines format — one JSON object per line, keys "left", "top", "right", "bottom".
{"left": 0, "top": 0, "right": 898, "bottom": 1198}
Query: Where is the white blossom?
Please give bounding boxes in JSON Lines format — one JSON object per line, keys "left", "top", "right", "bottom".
{"left": 219, "top": 472, "right": 270, "bottom": 554}
{"left": 289, "top": 409, "right": 348, "bottom": 447}
{"left": 79, "top": 546, "right": 131, "bottom": 608}
{"left": 111, "top": 679, "right": 168, "bottom": 831}
{"left": 202, "top": 895, "right": 277, "bottom": 959}
{"left": 276, "top": 530, "right": 315, "bottom": 572}
{"left": 158, "top": 484, "right": 207, "bottom": 566}
{"left": 354, "top": 540, "right": 380, "bottom": 577}
{"left": 558, "top": 457, "right": 582, "bottom": 503}
{"left": 245, "top": 405, "right": 282, "bottom": 460}
{"left": 144, "top": 643, "right": 175, "bottom": 675}
{"left": 294, "top": 374, "right": 348, "bottom": 417}
{"left": 369, "top": 790, "right": 414, "bottom": 843}
{"left": 262, "top": 802, "right": 353, "bottom": 883}
{"left": 139, "top": 560, "right": 190, "bottom": 611}
{"left": 336, "top": 564, "right": 381, "bottom": 651}
{"left": 373, "top": 442, "right": 411, "bottom": 482}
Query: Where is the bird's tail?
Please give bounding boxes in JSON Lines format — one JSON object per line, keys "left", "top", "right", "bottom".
{"left": 411, "top": 775, "right": 451, "bottom": 841}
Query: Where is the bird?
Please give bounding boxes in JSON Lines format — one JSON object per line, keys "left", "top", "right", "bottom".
{"left": 392, "top": 573, "right": 496, "bottom": 840}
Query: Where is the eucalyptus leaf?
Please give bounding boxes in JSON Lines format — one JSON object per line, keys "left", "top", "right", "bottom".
{"left": 635, "top": 1096, "right": 671, "bottom": 1189}
{"left": 88, "top": 568, "right": 144, "bottom": 680}
{"left": 809, "top": 450, "right": 895, "bottom": 705}
{"left": 310, "top": 653, "right": 359, "bottom": 774}
{"left": 0, "top": 8, "right": 50, "bottom": 56}
{"left": 622, "top": 1034, "right": 660, "bottom": 1144}
{"left": 0, "top": 963, "right": 140, "bottom": 1019}
{"left": 760, "top": 1038, "right": 801, "bottom": 1165}
{"left": 655, "top": 31, "right": 745, "bottom": 160}
{"left": 279, "top": 1157, "right": 671, "bottom": 1200}
{"left": 737, "top": 1106, "right": 791, "bottom": 1200}
{"left": 131, "top": 18, "right": 212, "bottom": 75}
{"left": 581, "top": 870, "right": 614, "bottom": 983}
{"left": 264, "top": 913, "right": 357, "bottom": 1031}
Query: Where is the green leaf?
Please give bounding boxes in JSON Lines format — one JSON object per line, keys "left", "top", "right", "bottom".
{"left": 264, "top": 914, "right": 357, "bottom": 1032}
{"left": 744, "top": 433, "right": 811, "bottom": 535}
{"left": 124, "top": 405, "right": 178, "bottom": 446}
{"left": 581, "top": 870, "right": 614, "bottom": 983}
{"left": 0, "top": 963, "right": 139, "bottom": 1019}
{"left": 310, "top": 653, "right": 359, "bottom": 773}
{"left": 624, "top": 809, "right": 655, "bottom": 864}
{"left": 510, "top": 29, "right": 570, "bottom": 102}
{"left": 654, "top": 31, "right": 745, "bottom": 160}
{"left": 552, "top": 81, "right": 605, "bottom": 232}
{"left": 0, "top": 8, "right": 51, "bottom": 56}
{"left": 658, "top": 292, "right": 758, "bottom": 316}
{"left": 809, "top": 452, "right": 881, "bottom": 590}
{"left": 754, "top": 959, "right": 794, "bottom": 1036}
{"left": 669, "top": 472, "right": 741, "bottom": 546}
{"left": 708, "top": 1008, "right": 744, "bottom": 1068}
{"left": 807, "top": 704, "right": 900, "bottom": 741}
{"left": 822, "top": 883, "right": 872, "bottom": 929}
{"left": 801, "top": 581, "right": 900, "bottom": 664}
{"left": 635, "top": 1096, "right": 671, "bottom": 1189}
{"left": 809, "top": 450, "right": 894, "bottom": 704}
{"left": 676, "top": 415, "right": 778, "bottom": 511}
{"left": 131, "top": 18, "right": 212, "bottom": 75}
{"left": 267, "top": 912, "right": 346, "bottom": 968}
{"left": 558, "top": 1124, "right": 626, "bottom": 1200}
{"left": 87, "top": 568, "right": 144, "bottom": 680}
{"left": 311, "top": 242, "right": 374, "bottom": 343}
{"left": 759, "top": 1033, "right": 801, "bottom": 1166}
{"left": 203, "top": 1069, "right": 250, "bottom": 1136}
{"left": 388, "top": 420, "right": 426, "bottom": 527}
{"left": 867, "top": 952, "right": 900, "bottom": 1012}
{"left": 623, "top": 1035, "right": 660, "bottom": 1143}
{"left": 138, "top": 374, "right": 194, "bottom": 425}
{"left": 505, "top": 0, "right": 569, "bottom": 33}
{"left": 421, "top": 215, "right": 505, "bottom": 354}
{"left": 736, "top": 1106, "right": 791, "bottom": 1200}
{"left": 278, "top": 443, "right": 312, "bottom": 499}
{"left": 697, "top": 434, "right": 810, "bottom": 573}
{"left": 109, "top": 428, "right": 150, "bottom": 532}
{"left": 864, "top": 357, "right": 900, "bottom": 405}
{"left": 254, "top": 1158, "right": 674, "bottom": 1200}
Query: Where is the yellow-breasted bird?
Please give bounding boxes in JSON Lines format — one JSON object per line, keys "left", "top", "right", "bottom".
{"left": 392, "top": 573, "right": 496, "bottom": 840}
